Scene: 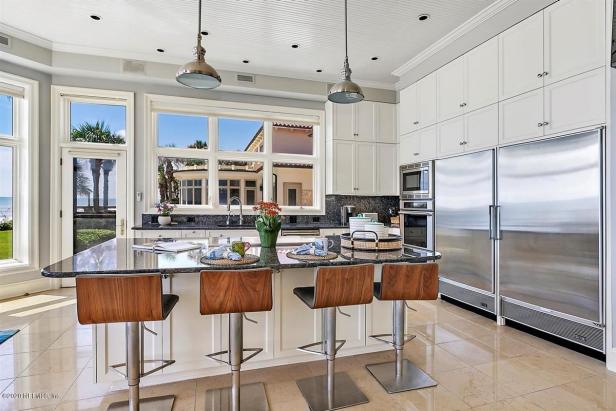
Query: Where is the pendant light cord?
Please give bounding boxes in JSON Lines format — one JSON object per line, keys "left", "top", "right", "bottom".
{"left": 198, "top": 0, "right": 202, "bottom": 32}
{"left": 344, "top": 0, "right": 348, "bottom": 58}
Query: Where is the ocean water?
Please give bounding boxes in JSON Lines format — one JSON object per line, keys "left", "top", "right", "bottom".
{"left": 0, "top": 196, "right": 11, "bottom": 220}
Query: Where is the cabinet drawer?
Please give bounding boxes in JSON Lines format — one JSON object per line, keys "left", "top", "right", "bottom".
{"left": 140, "top": 230, "right": 183, "bottom": 239}
{"left": 182, "top": 229, "right": 206, "bottom": 238}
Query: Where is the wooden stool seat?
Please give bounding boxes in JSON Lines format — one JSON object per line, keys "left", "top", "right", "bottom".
{"left": 373, "top": 262, "right": 439, "bottom": 301}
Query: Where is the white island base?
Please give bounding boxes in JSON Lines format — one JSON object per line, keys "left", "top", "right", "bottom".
{"left": 93, "top": 265, "right": 400, "bottom": 389}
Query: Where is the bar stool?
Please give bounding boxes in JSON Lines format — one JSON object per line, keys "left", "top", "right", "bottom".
{"left": 200, "top": 268, "right": 273, "bottom": 411}
{"left": 293, "top": 264, "right": 374, "bottom": 411}
{"left": 366, "top": 262, "right": 439, "bottom": 394}
{"left": 75, "top": 274, "right": 179, "bottom": 411}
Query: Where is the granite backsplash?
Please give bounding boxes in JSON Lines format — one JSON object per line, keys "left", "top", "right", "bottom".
{"left": 141, "top": 195, "right": 399, "bottom": 226}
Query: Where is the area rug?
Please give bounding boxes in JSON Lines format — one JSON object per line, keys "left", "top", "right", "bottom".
{"left": 0, "top": 329, "right": 19, "bottom": 345}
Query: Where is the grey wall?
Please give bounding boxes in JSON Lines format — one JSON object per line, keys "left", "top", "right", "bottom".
{"left": 0, "top": 59, "right": 51, "bottom": 283}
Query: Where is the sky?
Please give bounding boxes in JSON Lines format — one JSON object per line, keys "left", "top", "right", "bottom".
{"left": 71, "top": 102, "right": 126, "bottom": 136}
{"left": 0, "top": 95, "right": 12, "bottom": 136}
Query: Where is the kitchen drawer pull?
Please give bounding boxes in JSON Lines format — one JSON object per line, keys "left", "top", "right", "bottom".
{"left": 413, "top": 121, "right": 419, "bottom": 125}
{"left": 537, "top": 73, "right": 543, "bottom": 78}
{"left": 538, "top": 122, "right": 544, "bottom": 127}
{"left": 543, "top": 71, "right": 549, "bottom": 76}
{"left": 542, "top": 121, "right": 549, "bottom": 126}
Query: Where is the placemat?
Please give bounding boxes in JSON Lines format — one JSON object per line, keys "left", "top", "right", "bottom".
{"left": 286, "top": 251, "right": 338, "bottom": 261}
{"left": 201, "top": 254, "right": 260, "bottom": 266}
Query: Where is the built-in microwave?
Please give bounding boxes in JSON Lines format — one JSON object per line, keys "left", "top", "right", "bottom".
{"left": 400, "top": 161, "right": 433, "bottom": 199}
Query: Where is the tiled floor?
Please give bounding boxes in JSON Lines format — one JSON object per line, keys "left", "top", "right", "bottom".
{"left": 0, "top": 288, "right": 614, "bottom": 410}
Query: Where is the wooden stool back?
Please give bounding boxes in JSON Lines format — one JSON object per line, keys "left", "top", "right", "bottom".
{"left": 76, "top": 274, "right": 164, "bottom": 324}
{"left": 380, "top": 263, "right": 439, "bottom": 301}
{"left": 313, "top": 264, "right": 374, "bottom": 309}
{"left": 200, "top": 269, "right": 273, "bottom": 315}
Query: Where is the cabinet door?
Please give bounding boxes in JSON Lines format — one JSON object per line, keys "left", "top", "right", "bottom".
{"left": 499, "top": 12, "right": 544, "bottom": 100}
{"left": 544, "top": 67, "right": 605, "bottom": 136}
{"left": 355, "top": 101, "right": 376, "bottom": 142}
{"left": 399, "top": 84, "right": 418, "bottom": 135}
{"left": 377, "top": 103, "right": 397, "bottom": 143}
{"left": 376, "top": 143, "right": 398, "bottom": 195}
{"left": 499, "top": 88, "right": 544, "bottom": 144}
{"left": 437, "top": 116, "right": 465, "bottom": 157}
{"left": 418, "top": 125, "right": 437, "bottom": 161}
{"left": 437, "top": 56, "right": 465, "bottom": 122}
{"left": 332, "top": 103, "right": 354, "bottom": 140}
{"left": 465, "top": 104, "right": 499, "bottom": 151}
{"left": 400, "top": 131, "right": 421, "bottom": 165}
{"left": 355, "top": 142, "right": 377, "bottom": 195}
{"left": 543, "top": 0, "right": 605, "bottom": 85}
{"left": 466, "top": 37, "right": 499, "bottom": 112}
{"left": 417, "top": 72, "right": 437, "bottom": 128}
{"left": 332, "top": 140, "right": 356, "bottom": 194}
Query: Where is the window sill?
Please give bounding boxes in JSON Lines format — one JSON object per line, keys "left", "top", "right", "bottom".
{"left": 0, "top": 261, "right": 40, "bottom": 276}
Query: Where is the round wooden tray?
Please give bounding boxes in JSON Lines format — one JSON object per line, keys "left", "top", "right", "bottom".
{"left": 339, "top": 232, "right": 402, "bottom": 251}
{"left": 286, "top": 251, "right": 338, "bottom": 261}
{"left": 200, "top": 254, "right": 260, "bottom": 266}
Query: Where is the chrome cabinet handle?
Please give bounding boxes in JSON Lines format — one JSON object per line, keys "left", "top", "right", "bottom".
{"left": 489, "top": 205, "right": 495, "bottom": 240}
{"left": 537, "top": 73, "right": 543, "bottom": 78}
{"left": 542, "top": 121, "right": 549, "bottom": 126}
{"left": 413, "top": 152, "right": 420, "bottom": 156}
{"left": 543, "top": 71, "right": 549, "bottom": 76}
{"left": 413, "top": 121, "right": 419, "bottom": 125}
{"left": 459, "top": 141, "right": 464, "bottom": 145}
{"left": 538, "top": 122, "right": 544, "bottom": 127}
{"left": 461, "top": 102, "right": 467, "bottom": 107}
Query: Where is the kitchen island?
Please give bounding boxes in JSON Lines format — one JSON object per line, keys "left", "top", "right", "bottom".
{"left": 42, "top": 235, "right": 440, "bottom": 387}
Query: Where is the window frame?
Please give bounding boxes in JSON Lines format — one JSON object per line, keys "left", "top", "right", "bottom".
{"left": 0, "top": 72, "right": 39, "bottom": 276}
{"left": 145, "top": 94, "right": 325, "bottom": 215}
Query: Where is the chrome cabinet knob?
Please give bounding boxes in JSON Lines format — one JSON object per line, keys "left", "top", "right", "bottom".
{"left": 537, "top": 73, "right": 543, "bottom": 78}
{"left": 413, "top": 152, "right": 420, "bottom": 156}
{"left": 413, "top": 121, "right": 419, "bottom": 125}
{"left": 543, "top": 71, "right": 549, "bottom": 76}
{"left": 538, "top": 122, "right": 544, "bottom": 127}
{"left": 543, "top": 121, "right": 549, "bottom": 126}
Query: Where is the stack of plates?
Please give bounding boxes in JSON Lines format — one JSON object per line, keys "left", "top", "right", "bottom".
{"left": 364, "top": 222, "right": 388, "bottom": 240}
{"left": 349, "top": 216, "right": 372, "bottom": 238}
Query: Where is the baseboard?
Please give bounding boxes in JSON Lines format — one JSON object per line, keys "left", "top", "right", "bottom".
{"left": 607, "top": 348, "right": 616, "bottom": 372}
{"left": 0, "top": 277, "right": 57, "bottom": 300}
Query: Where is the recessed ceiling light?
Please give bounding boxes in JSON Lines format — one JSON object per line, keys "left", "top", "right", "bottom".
{"left": 316, "top": 69, "right": 323, "bottom": 73}
{"left": 418, "top": 14, "right": 430, "bottom": 21}
{"left": 156, "top": 48, "right": 165, "bottom": 53}
{"left": 242, "top": 59, "right": 250, "bottom": 64}
{"left": 371, "top": 56, "right": 379, "bottom": 61}
{"left": 201, "top": 30, "right": 209, "bottom": 36}
{"left": 291, "top": 44, "right": 300, "bottom": 49}
{"left": 90, "top": 14, "right": 101, "bottom": 21}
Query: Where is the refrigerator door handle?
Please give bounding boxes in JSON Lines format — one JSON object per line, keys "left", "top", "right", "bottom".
{"left": 488, "top": 205, "right": 495, "bottom": 240}
{"left": 495, "top": 205, "right": 502, "bottom": 240}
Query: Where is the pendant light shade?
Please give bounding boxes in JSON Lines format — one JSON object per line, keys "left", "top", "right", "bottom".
{"left": 328, "top": 0, "right": 364, "bottom": 104}
{"left": 176, "top": 0, "right": 221, "bottom": 89}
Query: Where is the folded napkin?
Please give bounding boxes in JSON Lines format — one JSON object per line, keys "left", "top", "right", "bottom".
{"left": 205, "top": 246, "right": 241, "bottom": 261}
{"left": 292, "top": 242, "right": 327, "bottom": 257}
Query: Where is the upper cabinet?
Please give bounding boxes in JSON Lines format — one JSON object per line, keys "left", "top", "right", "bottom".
{"left": 327, "top": 101, "right": 396, "bottom": 143}
{"left": 499, "top": 12, "right": 544, "bottom": 100}
{"left": 437, "top": 57, "right": 465, "bottom": 122}
{"left": 543, "top": 0, "right": 605, "bottom": 85}
{"left": 399, "top": 72, "right": 436, "bottom": 134}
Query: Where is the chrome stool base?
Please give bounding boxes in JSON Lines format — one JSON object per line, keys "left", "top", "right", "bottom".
{"left": 108, "top": 394, "right": 175, "bottom": 411}
{"left": 366, "top": 359, "right": 437, "bottom": 394}
{"left": 296, "top": 372, "right": 368, "bottom": 411}
{"left": 205, "top": 382, "right": 269, "bottom": 411}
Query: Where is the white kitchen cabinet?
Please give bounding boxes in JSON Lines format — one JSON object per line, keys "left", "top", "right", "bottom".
{"left": 399, "top": 126, "right": 437, "bottom": 165}
{"left": 320, "top": 228, "right": 347, "bottom": 236}
{"left": 499, "top": 88, "right": 544, "bottom": 144}
{"left": 356, "top": 101, "right": 376, "bottom": 142}
{"left": 327, "top": 101, "right": 396, "bottom": 143}
{"left": 399, "top": 83, "right": 417, "bottom": 136}
{"left": 543, "top": 67, "right": 605, "bottom": 136}
{"left": 376, "top": 143, "right": 398, "bottom": 195}
{"left": 331, "top": 103, "right": 354, "bottom": 141}
{"left": 355, "top": 142, "right": 377, "bottom": 195}
{"left": 137, "top": 229, "right": 183, "bottom": 239}
{"left": 377, "top": 102, "right": 397, "bottom": 143}
{"left": 464, "top": 104, "right": 499, "bottom": 151}
{"left": 207, "top": 229, "right": 258, "bottom": 238}
{"left": 437, "top": 116, "right": 465, "bottom": 156}
{"left": 332, "top": 140, "right": 355, "bottom": 194}
{"left": 499, "top": 12, "right": 544, "bottom": 100}
{"left": 543, "top": 0, "right": 605, "bottom": 86}
{"left": 182, "top": 229, "right": 206, "bottom": 238}
{"left": 466, "top": 37, "right": 499, "bottom": 112}
{"left": 437, "top": 57, "right": 465, "bottom": 122}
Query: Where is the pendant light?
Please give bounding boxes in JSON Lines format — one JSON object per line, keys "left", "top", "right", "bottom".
{"left": 176, "top": 0, "right": 221, "bottom": 89}
{"left": 328, "top": 0, "right": 364, "bottom": 104}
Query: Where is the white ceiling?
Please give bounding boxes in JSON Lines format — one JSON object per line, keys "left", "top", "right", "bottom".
{"left": 0, "top": 0, "right": 497, "bottom": 86}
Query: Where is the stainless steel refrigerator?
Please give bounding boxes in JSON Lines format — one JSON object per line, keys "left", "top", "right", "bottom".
{"left": 435, "top": 129, "right": 604, "bottom": 352}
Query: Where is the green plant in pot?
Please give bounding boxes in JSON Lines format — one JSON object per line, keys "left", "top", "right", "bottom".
{"left": 253, "top": 201, "right": 282, "bottom": 248}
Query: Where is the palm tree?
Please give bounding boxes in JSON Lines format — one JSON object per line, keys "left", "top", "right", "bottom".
{"left": 71, "top": 122, "right": 123, "bottom": 212}
{"left": 188, "top": 139, "right": 208, "bottom": 149}
{"left": 73, "top": 162, "right": 92, "bottom": 208}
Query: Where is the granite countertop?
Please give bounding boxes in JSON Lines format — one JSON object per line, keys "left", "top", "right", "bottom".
{"left": 41, "top": 235, "right": 440, "bottom": 278}
{"left": 132, "top": 223, "right": 351, "bottom": 230}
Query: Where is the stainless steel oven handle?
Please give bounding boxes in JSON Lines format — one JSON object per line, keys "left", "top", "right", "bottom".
{"left": 495, "top": 205, "right": 502, "bottom": 240}
{"left": 399, "top": 210, "right": 434, "bottom": 216}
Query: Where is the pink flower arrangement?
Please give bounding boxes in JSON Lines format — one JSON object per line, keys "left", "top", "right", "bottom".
{"left": 155, "top": 201, "right": 176, "bottom": 216}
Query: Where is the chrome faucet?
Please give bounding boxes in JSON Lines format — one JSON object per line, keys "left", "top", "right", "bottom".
{"left": 227, "top": 196, "right": 243, "bottom": 225}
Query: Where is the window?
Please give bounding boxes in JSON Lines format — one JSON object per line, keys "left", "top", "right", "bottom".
{"left": 0, "top": 146, "right": 12, "bottom": 260}
{"left": 146, "top": 95, "right": 324, "bottom": 213}
{"left": 219, "top": 118, "right": 264, "bottom": 152}
{"left": 158, "top": 157, "right": 208, "bottom": 205}
{"left": 70, "top": 102, "right": 126, "bottom": 144}
{"left": 0, "top": 94, "right": 13, "bottom": 136}
{"left": 158, "top": 113, "right": 208, "bottom": 149}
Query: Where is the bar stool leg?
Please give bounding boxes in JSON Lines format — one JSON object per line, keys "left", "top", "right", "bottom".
{"left": 296, "top": 307, "right": 368, "bottom": 411}
{"left": 108, "top": 322, "right": 175, "bottom": 411}
{"left": 366, "top": 301, "right": 437, "bottom": 394}
{"left": 205, "top": 313, "right": 269, "bottom": 411}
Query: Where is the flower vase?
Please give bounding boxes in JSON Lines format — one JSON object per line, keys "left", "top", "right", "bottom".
{"left": 258, "top": 228, "right": 279, "bottom": 248}
{"left": 158, "top": 215, "right": 172, "bottom": 226}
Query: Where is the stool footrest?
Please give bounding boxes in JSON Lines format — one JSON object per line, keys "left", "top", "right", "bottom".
{"left": 368, "top": 333, "right": 416, "bottom": 346}
{"left": 109, "top": 359, "right": 176, "bottom": 379}
{"left": 205, "top": 347, "right": 264, "bottom": 366}
{"left": 297, "top": 339, "right": 346, "bottom": 356}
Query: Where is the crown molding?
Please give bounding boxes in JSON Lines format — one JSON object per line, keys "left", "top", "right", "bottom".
{"left": 391, "top": 0, "right": 519, "bottom": 77}
{"left": 0, "top": 22, "right": 52, "bottom": 49}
